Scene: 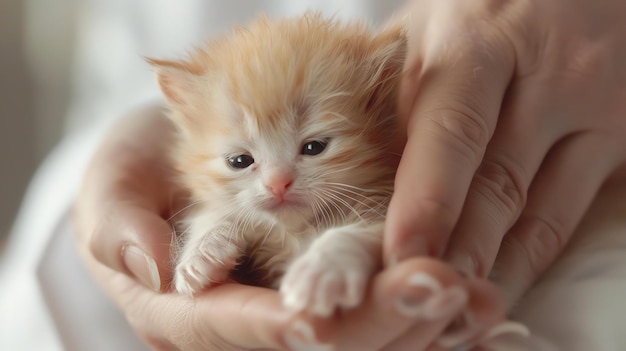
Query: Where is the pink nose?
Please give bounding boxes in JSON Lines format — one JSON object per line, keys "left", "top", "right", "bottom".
{"left": 265, "top": 174, "right": 293, "bottom": 198}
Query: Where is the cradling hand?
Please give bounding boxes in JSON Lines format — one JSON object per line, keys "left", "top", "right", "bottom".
{"left": 73, "top": 102, "right": 508, "bottom": 350}
{"left": 386, "top": 0, "right": 626, "bottom": 306}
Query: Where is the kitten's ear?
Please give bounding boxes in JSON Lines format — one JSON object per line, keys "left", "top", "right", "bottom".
{"left": 147, "top": 58, "right": 200, "bottom": 108}
{"left": 370, "top": 23, "right": 407, "bottom": 73}
{"left": 366, "top": 24, "right": 407, "bottom": 112}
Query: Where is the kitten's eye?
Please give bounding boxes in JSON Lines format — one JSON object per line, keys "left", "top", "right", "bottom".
{"left": 227, "top": 154, "right": 255, "bottom": 169}
{"left": 302, "top": 140, "right": 328, "bottom": 156}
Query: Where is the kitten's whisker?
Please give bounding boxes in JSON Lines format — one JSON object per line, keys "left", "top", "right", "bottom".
{"left": 308, "top": 192, "right": 330, "bottom": 228}
{"left": 314, "top": 90, "right": 352, "bottom": 101}
{"left": 248, "top": 221, "right": 274, "bottom": 259}
{"left": 317, "top": 189, "right": 365, "bottom": 222}
{"left": 324, "top": 182, "right": 393, "bottom": 195}
{"left": 307, "top": 195, "right": 325, "bottom": 229}
{"left": 242, "top": 207, "right": 259, "bottom": 238}
{"left": 314, "top": 194, "right": 334, "bottom": 228}
{"left": 320, "top": 194, "right": 344, "bottom": 227}
{"left": 323, "top": 183, "right": 393, "bottom": 207}
{"left": 233, "top": 206, "right": 255, "bottom": 242}
{"left": 320, "top": 185, "right": 390, "bottom": 221}
{"left": 310, "top": 164, "right": 361, "bottom": 178}
{"left": 166, "top": 199, "right": 208, "bottom": 224}
{"left": 321, "top": 187, "right": 382, "bottom": 213}
{"left": 310, "top": 190, "right": 341, "bottom": 228}
{"left": 324, "top": 186, "right": 392, "bottom": 205}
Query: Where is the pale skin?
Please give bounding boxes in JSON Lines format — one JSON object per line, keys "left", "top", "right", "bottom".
{"left": 74, "top": 0, "right": 626, "bottom": 349}
{"left": 385, "top": 0, "right": 626, "bottom": 308}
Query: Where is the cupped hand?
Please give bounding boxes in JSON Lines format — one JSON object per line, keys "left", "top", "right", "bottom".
{"left": 386, "top": 0, "right": 626, "bottom": 305}
{"left": 73, "top": 102, "right": 508, "bottom": 350}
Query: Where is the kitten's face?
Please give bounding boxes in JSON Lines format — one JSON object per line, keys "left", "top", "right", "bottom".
{"left": 194, "top": 94, "right": 387, "bottom": 228}
{"left": 152, "top": 14, "right": 405, "bottom": 229}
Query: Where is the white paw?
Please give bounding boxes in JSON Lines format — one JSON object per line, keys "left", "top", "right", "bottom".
{"left": 173, "top": 253, "right": 234, "bottom": 296}
{"left": 280, "top": 248, "right": 373, "bottom": 317}
{"left": 173, "top": 229, "right": 241, "bottom": 296}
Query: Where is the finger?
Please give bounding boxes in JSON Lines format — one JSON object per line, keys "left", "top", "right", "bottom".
{"left": 386, "top": 278, "right": 506, "bottom": 351}
{"left": 90, "top": 201, "right": 174, "bottom": 292}
{"left": 75, "top": 107, "right": 178, "bottom": 290}
{"left": 385, "top": 27, "right": 515, "bottom": 264}
{"left": 79, "top": 216, "right": 293, "bottom": 351}
{"left": 443, "top": 79, "right": 560, "bottom": 277}
{"left": 491, "top": 132, "right": 621, "bottom": 306}
{"left": 164, "top": 259, "right": 468, "bottom": 351}
{"left": 195, "top": 285, "right": 295, "bottom": 350}
{"left": 335, "top": 258, "right": 469, "bottom": 351}
{"left": 119, "top": 281, "right": 293, "bottom": 350}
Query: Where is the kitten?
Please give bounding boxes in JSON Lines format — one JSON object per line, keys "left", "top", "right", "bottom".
{"left": 149, "top": 13, "right": 406, "bottom": 316}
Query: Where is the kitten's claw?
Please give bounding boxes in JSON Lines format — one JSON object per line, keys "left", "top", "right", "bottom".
{"left": 280, "top": 250, "right": 371, "bottom": 317}
{"left": 173, "top": 225, "right": 240, "bottom": 296}
{"left": 173, "top": 255, "right": 232, "bottom": 296}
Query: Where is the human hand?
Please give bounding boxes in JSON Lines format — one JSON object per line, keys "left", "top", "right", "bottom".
{"left": 385, "top": 0, "right": 626, "bottom": 305}
{"left": 73, "top": 102, "right": 510, "bottom": 350}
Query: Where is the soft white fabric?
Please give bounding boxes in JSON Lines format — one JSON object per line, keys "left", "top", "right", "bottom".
{"left": 0, "top": 126, "right": 107, "bottom": 351}
{"left": 512, "top": 181, "right": 626, "bottom": 351}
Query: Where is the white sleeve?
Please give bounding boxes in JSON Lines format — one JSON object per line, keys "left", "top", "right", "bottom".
{"left": 0, "top": 124, "right": 128, "bottom": 351}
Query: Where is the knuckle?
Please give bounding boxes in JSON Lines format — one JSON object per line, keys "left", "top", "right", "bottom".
{"left": 512, "top": 214, "right": 569, "bottom": 277}
{"left": 412, "top": 196, "right": 459, "bottom": 236}
{"left": 563, "top": 44, "right": 610, "bottom": 80}
{"left": 473, "top": 158, "right": 527, "bottom": 219}
{"left": 540, "top": 42, "right": 611, "bottom": 92}
{"left": 390, "top": 195, "right": 459, "bottom": 257}
{"left": 425, "top": 105, "right": 491, "bottom": 165}
{"left": 411, "top": 197, "right": 460, "bottom": 256}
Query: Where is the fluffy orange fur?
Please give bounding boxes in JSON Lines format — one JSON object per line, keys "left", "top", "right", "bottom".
{"left": 150, "top": 13, "right": 407, "bottom": 315}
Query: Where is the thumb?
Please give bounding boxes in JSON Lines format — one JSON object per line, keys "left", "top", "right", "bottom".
{"left": 74, "top": 105, "right": 178, "bottom": 291}
{"left": 89, "top": 198, "right": 173, "bottom": 292}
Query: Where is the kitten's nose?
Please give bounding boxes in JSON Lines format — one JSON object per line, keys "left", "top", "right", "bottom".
{"left": 265, "top": 173, "right": 293, "bottom": 198}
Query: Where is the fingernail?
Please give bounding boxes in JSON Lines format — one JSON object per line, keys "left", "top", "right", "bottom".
{"left": 395, "top": 272, "right": 442, "bottom": 317}
{"left": 480, "top": 323, "right": 551, "bottom": 351}
{"left": 387, "top": 235, "right": 429, "bottom": 267}
{"left": 444, "top": 321, "right": 531, "bottom": 351}
{"left": 448, "top": 253, "right": 477, "bottom": 278}
{"left": 436, "top": 311, "right": 480, "bottom": 348}
{"left": 482, "top": 321, "right": 530, "bottom": 340}
{"left": 284, "top": 320, "right": 333, "bottom": 351}
{"left": 422, "top": 286, "right": 468, "bottom": 320}
{"left": 123, "top": 245, "right": 161, "bottom": 292}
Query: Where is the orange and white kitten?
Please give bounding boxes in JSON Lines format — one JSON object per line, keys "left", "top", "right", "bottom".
{"left": 150, "top": 13, "right": 405, "bottom": 316}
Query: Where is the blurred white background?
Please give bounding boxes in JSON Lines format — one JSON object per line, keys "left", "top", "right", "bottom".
{"left": 0, "top": 0, "right": 78, "bottom": 247}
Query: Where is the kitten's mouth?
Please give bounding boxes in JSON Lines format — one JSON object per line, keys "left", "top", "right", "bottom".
{"left": 262, "top": 196, "right": 303, "bottom": 211}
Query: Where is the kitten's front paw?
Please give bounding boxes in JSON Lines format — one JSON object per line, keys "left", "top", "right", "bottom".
{"left": 173, "top": 254, "right": 234, "bottom": 296}
{"left": 173, "top": 234, "right": 240, "bottom": 296}
{"left": 280, "top": 249, "right": 374, "bottom": 317}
